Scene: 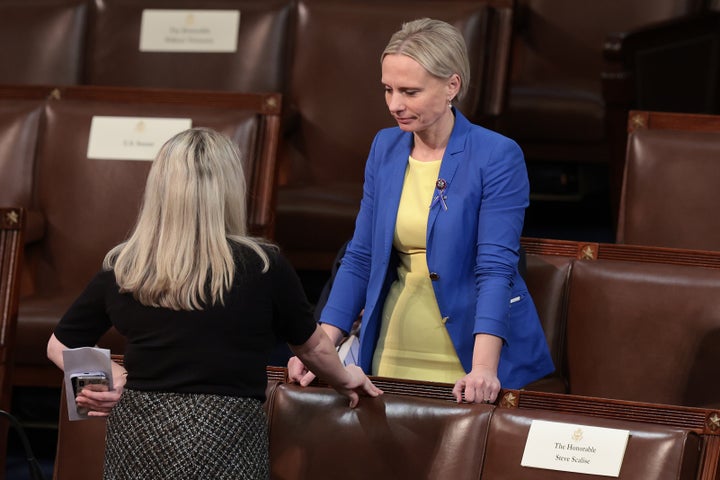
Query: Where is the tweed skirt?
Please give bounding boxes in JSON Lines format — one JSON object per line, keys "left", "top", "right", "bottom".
{"left": 104, "top": 388, "right": 269, "bottom": 480}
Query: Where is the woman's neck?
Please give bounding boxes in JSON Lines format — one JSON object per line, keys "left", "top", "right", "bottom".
{"left": 411, "top": 110, "right": 455, "bottom": 162}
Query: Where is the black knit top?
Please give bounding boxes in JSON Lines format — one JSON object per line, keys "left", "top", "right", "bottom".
{"left": 54, "top": 243, "right": 316, "bottom": 400}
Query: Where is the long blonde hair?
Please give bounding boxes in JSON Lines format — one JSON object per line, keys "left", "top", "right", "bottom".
{"left": 104, "top": 127, "right": 271, "bottom": 310}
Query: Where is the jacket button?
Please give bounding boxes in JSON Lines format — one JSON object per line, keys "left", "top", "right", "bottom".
{"left": 429, "top": 272, "right": 440, "bottom": 281}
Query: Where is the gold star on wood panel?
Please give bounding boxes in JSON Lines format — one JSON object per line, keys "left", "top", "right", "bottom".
{"left": 580, "top": 245, "right": 596, "bottom": 260}
{"left": 708, "top": 413, "right": 720, "bottom": 432}
{"left": 501, "top": 392, "right": 517, "bottom": 408}
{"left": 5, "top": 210, "right": 18, "bottom": 225}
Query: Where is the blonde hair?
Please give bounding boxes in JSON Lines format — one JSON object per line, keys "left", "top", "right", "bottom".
{"left": 104, "top": 127, "right": 271, "bottom": 310}
{"left": 382, "top": 18, "right": 470, "bottom": 102}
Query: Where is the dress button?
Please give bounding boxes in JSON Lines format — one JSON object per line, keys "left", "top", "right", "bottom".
{"left": 429, "top": 272, "right": 440, "bottom": 281}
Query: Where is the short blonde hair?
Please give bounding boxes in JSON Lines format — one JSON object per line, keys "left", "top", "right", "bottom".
{"left": 382, "top": 18, "right": 470, "bottom": 102}
{"left": 104, "top": 127, "right": 271, "bottom": 310}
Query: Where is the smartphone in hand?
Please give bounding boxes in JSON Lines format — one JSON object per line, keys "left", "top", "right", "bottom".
{"left": 70, "top": 371, "right": 109, "bottom": 415}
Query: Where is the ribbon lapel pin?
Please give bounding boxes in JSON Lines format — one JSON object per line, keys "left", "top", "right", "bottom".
{"left": 430, "top": 178, "right": 448, "bottom": 211}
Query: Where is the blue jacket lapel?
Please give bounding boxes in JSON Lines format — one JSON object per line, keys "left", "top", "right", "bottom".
{"left": 427, "top": 109, "right": 470, "bottom": 238}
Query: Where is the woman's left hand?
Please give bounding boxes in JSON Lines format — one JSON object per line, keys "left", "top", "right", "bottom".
{"left": 76, "top": 384, "right": 123, "bottom": 417}
{"left": 76, "top": 362, "right": 128, "bottom": 417}
{"left": 452, "top": 365, "right": 501, "bottom": 404}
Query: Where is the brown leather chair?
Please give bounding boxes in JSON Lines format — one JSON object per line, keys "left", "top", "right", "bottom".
{"left": 0, "top": 208, "right": 25, "bottom": 476}
{"left": 275, "top": 0, "right": 515, "bottom": 270}
{"left": 0, "top": 0, "right": 88, "bottom": 85}
{"left": 12, "top": 85, "right": 282, "bottom": 388}
{"left": 495, "top": 0, "right": 703, "bottom": 212}
{"left": 84, "top": 0, "right": 295, "bottom": 94}
{"left": 267, "top": 381, "right": 493, "bottom": 480}
{"left": 484, "top": 407, "right": 701, "bottom": 480}
{"left": 565, "top": 258, "right": 720, "bottom": 408}
{"left": 522, "top": 236, "right": 720, "bottom": 406}
{"left": 616, "top": 110, "right": 720, "bottom": 250}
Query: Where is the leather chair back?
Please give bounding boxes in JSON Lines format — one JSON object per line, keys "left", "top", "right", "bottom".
{"left": 617, "top": 110, "right": 720, "bottom": 250}
{"left": 13, "top": 86, "right": 282, "bottom": 387}
{"left": 565, "top": 259, "right": 720, "bottom": 407}
{"left": 267, "top": 381, "right": 493, "bottom": 480}
{"left": 0, "top": 0, "right": 87, "bottom": 85}
{"left": 483, "top": 407, "right": 701, "bottom": 480}
{"left": 85, "top": 0, "right": 295, "bottom": 94}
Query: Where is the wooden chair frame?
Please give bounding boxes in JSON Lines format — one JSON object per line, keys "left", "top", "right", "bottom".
{"left": 0, "top": 207, "right": 25, "bottom": 477}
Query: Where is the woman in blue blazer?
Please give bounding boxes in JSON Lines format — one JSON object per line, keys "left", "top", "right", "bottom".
{"left": 289, "top": 18, "right": 553, "bottom": 403}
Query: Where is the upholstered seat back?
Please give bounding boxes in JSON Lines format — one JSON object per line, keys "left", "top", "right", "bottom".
{"left": 0, "top": 1, "right": 87, "bottom": 85}
{"left": 267, "top": 382, "right": 493, "bottom": 480}
{"left": 85, "top": 0, "right": 295, "bottom": 94}
{"left": 618, "top": 112, "right": 720, "bottom": 250}
{"left": 565, "top": 259, "right": 720, "bottom": 407}
{"left": 483, "top": 408, "right": 702, "bottom": 480}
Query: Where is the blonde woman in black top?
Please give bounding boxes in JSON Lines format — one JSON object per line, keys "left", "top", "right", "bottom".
{"left": 47, "top": 127, "right": 381, "bottom": 479}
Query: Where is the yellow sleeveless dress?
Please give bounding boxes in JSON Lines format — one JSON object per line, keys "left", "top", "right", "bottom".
{"left": 372, "top": 156, "right": 466, "bottom": 383}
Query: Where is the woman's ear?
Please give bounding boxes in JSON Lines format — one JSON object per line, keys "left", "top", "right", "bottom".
{"left": 447, "top": 73, "right": 461, "bottom": 101}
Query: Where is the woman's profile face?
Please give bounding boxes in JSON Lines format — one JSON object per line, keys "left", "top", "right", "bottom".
{"left": 381, "top": 53, "right": 458, "bottom": 136}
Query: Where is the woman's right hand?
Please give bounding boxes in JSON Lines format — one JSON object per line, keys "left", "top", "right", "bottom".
{"left": 287, "top": 355, "right": 317, "bottom": 386}
{"left": 334, "top": 364, "right": 383, "bottom": 408}
{"left": 287, "top": 358, "right": 382, "bottom": 407}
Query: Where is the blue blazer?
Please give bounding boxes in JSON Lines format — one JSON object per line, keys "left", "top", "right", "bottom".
{"left": 319, "top": 109, "right": 554, "bottom": 389}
